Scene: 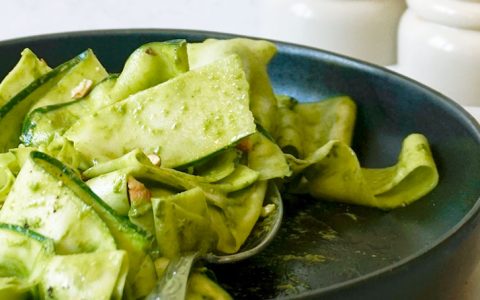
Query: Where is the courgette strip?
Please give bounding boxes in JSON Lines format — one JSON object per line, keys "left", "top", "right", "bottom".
{"left": 29, "top": 151, "right": 151, "bottom": 282}
{"left": 0, "top": 51, "right": 88, "bottom": 151}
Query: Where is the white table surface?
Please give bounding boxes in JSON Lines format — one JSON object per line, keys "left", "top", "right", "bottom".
{"left": 1, "top": 0, "right": 479, "bottom": 299}
{"left": 466, "top": 107, "right": 480, "bottom": 124}
{"left": 0, "top": 0, "right": 262, "bottom": 41}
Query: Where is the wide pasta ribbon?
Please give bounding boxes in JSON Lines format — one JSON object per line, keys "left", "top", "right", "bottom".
{"left": 287, "top": 134, "right": 438, "bottom": 209}
{"left": 275, "top": 95, "right": 439, "bottom": 209}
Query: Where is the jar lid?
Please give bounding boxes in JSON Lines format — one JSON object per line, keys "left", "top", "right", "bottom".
{"left": 408, "top": 0, "right": 480, "bottom": 30}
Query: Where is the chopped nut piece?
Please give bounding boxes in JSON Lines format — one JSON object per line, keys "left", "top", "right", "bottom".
{"left": 236, "top": 137, "right": 252, "bottom": 153}
{"left": 261, "top": 203, "right": 276, "bottom": 217}
{"left": 145, "top": 47, "right": 157, "bottom": 56}
{"left": 147, "top": 154, "right": 161, "bottom": 166}
{"left": 71, "top": 79, "right": 93, "bottom": 99}
{"left": 127, "top": 176, "right": 151, "bottom": 206}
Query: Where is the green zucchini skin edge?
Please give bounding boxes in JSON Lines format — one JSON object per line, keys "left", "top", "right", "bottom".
{"left": 20, "top": 98, "right": 84, "bottom": 146}
{"left": 0, "top": 51, "right": 87, "bottom": 119}
{"left": 29, "top": 151, "right": 150, "bottom": 240}
{"left": 174, "top": 134, "right": 253, "bottom": 171}
{"left": 0, "top": 51, "right": 88, "bottom": 151}
{"left": 20, "top": 73, "right": 120, "bottom": 146}
{"left": 0, "top": 222, "right": 51, "bottom": 244}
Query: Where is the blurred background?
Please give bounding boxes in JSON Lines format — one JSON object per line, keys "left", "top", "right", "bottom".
{"left": 0, "top": 0, "right": 479, "bottom": 298}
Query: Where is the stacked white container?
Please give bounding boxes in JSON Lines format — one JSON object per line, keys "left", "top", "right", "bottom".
{"left": 396, "top": 0, "right": 480, "bottom": 106}
{"left": 259, "top": 0, "right": 406, "bottom": 66}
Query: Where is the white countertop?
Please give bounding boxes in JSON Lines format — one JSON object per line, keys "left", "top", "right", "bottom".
{"left": 0, "top": 0, "right": 261, "bottom": 41}
{"left": 0, "top": 1, "right": 479, "bottom": 299}
{"left": 466, "top": 107, "right": 480, "bottom": 124}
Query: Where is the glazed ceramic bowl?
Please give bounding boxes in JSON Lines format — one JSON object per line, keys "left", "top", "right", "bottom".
{"left": 0, "top": 30, "right": 479, "bottom": 300}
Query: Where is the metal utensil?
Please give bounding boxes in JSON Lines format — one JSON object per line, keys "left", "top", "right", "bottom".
{"left": 146, "top": 182, "right": 283, "bottom": 300}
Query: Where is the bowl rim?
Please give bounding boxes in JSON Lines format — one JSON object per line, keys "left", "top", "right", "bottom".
{"left": 269, "top": 31, "right": 480, "bottom": 297}
{"left": 1, "top": 28, "right": 479, "bottom": 297}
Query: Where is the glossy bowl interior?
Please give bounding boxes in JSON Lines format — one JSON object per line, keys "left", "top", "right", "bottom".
{"left": 0, "top": 30, "right": 479, "bottom": 300}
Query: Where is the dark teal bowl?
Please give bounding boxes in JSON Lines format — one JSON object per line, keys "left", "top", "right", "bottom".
{"left": 1, "top": 29, "right": 479, "bottom": 300}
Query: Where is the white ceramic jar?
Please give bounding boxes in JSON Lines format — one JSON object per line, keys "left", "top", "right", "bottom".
{"left": 396, "top": 0, "right": 480, "bottom": 106}
{"left": 258, "top": 0, "right": 406, "bottom": 66}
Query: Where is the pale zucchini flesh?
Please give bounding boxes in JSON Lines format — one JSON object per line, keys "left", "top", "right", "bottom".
{"left": 0, "top": 51, "right": 88, "bottom": 152}
{"left": 22, "top": 40, "right": 190, "bottom": 149}
{"left": 0, "top": 49, "right": 51, "bottom": 107}
{"left": 187, "top": 38, "right": 278, "bottom": 134}
{"left": 21, "top": 75, "right": 117, "bottom": 147}
{"left": 65, "top": 54, "right": 256, "bottom": 168}
{"left": 39, "top": 250, "right": 128, "bottom": 300}
{"left": 0, "top": 155, "right": 117, "bottom": 254}
{"left": 110, "top": 39, "right": 189, "bottom": 101}
{"left": 28, "top": 151, "right": 152, "bottom": 290}
{"left": 29, "top": 49, "right": 108, "bottom": 111}
{"left": 0, "top": 224, "right": 54, "bottom": 299}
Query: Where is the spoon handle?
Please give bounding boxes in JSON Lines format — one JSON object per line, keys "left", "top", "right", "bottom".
{"left": 146, "top": 253, "right": 198, "bottom": 300}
